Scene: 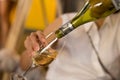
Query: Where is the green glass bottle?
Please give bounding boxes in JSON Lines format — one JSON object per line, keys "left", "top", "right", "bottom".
{"left": 55, "top": 0, "right": 120, "bottom": 38}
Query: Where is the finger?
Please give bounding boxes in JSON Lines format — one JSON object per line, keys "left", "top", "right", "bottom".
{"left": 30, "top": 32, "right": 40, "bottom": 51}
{"left": 24, "top": 36, "right": 34, "bottom": 54}
{"left": 26, "top": 50, "right": 34, "bottom": 57}
{"left": 36, "top": 31, "right": 48, "bottom": 47}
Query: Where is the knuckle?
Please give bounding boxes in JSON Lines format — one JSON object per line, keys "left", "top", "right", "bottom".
{"left": 30, "top": 32, "right": 34, "bottom": 36}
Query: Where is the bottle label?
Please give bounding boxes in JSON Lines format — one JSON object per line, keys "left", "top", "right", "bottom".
{"left": 112, "top": 0, "right": 120, "bottom": 10}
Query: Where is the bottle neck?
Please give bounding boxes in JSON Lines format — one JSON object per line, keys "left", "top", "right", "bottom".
{"left": 55, "top": 0, "right": 120, "bottom": 39}
{"left": 55, "top": 22, "right": 74, "bottom": 38}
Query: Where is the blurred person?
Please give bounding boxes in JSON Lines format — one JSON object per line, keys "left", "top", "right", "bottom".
{"left": 24, "top": 11, "right": 120, "bottom": 80}
{"left": 0, "top": 1, "right": 18, "bottom": 79}
{"left": 0, "top": 0, "right": 46, "bottom": 80}
{"left": 0, "top": 0, "right": 16, "bottom": 48}
{"left": 0, "top": 0, "right": 10, "bottom": 48}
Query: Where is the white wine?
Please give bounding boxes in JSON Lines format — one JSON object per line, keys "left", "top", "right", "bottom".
{"left": 32, "top": 0, "right": 120, "bottom": 66}
{"left": 33, "top": 49, "right": 57, "bottom": 66}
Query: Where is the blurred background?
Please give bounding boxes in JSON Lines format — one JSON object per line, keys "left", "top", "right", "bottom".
{"left": 0, "top": 0, "right": 85, "bottom": 80}
{"left": 0, "top": 0, "right": 86, "bottom": 52}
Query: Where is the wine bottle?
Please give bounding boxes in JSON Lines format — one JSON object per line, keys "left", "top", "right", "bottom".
{"left": 55, "top": 0, "right": 120, "bottom": 38}
{"left": 32, "top": 0, "right": 120, "bottom": 66}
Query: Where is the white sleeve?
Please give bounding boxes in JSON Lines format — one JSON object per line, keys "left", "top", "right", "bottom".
{"left": 115, "top": 13, "right": 120, "bottom": 53}
{"left": 116, "top": 24, "right": 120, "bottom": 53}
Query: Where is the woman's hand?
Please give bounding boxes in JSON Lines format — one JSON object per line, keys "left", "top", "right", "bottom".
{"left": 24, "top": 31, "right": 48, "bottom": 56}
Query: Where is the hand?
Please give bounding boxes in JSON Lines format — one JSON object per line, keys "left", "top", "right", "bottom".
{"left": 24, "top": 31, "right": 48, "bottom": 56}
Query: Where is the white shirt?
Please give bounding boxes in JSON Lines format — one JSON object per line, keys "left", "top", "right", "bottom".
{"left": 46, "top": 13, "right": 120, "bottom": 80}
